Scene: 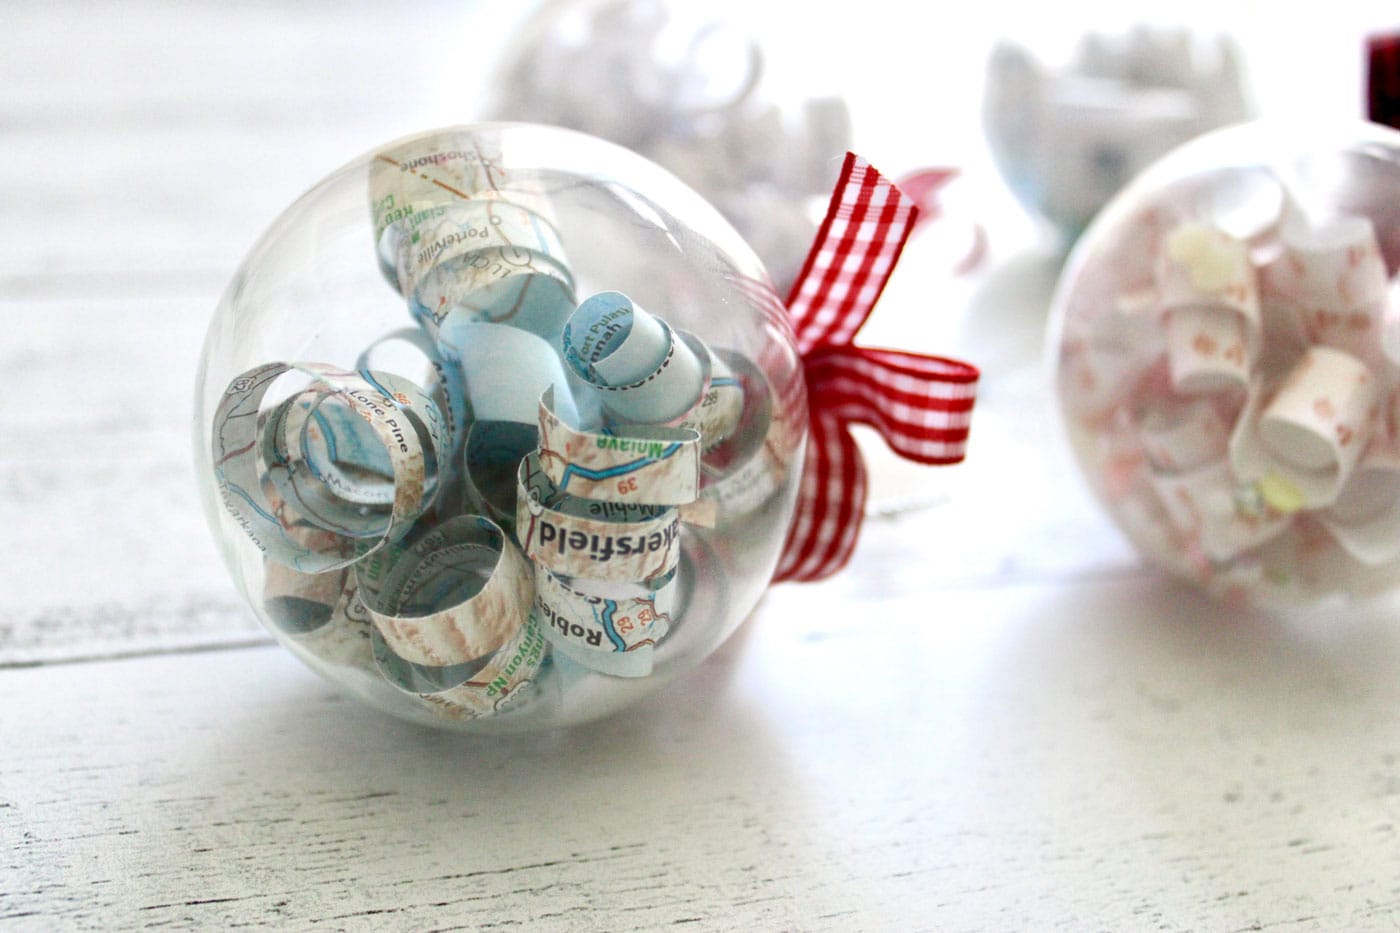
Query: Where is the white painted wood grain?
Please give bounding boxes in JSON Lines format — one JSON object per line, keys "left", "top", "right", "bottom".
{"left": 5, "top": 1, "right": 1400, "bottom": 929}
{"left": 0, "top": 294, "right": 253, "bottom": 664}
{"left": 4, "top": 575, "right": 1400, "bottom": 930}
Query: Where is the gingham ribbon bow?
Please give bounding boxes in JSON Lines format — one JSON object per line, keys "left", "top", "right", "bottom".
{"left": 774, "top": 152, "right": 979, "bottom": 583}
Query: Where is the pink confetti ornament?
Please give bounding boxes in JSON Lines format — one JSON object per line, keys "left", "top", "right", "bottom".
{"left": 1051, "top": 120, "right": 1400, "bottom": 606}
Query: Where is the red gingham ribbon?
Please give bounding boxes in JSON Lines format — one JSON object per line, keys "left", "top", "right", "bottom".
{"left": 1369, "top": 33, "right": 1400, "bottom": 130}
{"left": 898, "top": 167, "right": 989, "bottom": 275}
{"left": 774, "top": 152, "right": 979, "bottom": 583}
{"left": 896, "top": 167, "right": 960, "bottom": 226}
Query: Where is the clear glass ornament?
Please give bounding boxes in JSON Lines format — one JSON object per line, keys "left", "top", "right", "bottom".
{"left": 194, "top": 124, "right": 806, "bottom": 730}
{"left": 1051, "top": 119, "right": 1400, "bottom": 606}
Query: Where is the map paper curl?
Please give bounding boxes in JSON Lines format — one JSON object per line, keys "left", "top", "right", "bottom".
{"left": 196, "top": 124, "right": 812, "bottom": 730}
{"left": 197, "top": 122, "right": 978, "bottom": 729}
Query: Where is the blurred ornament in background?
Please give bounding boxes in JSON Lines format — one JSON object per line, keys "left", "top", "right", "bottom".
{"left": 984, "top": 26, "right": 1253, "bottom": 242}
{"left": 1051, "top": 119, "right": 1400, "bottom": 607}
{"left": 484, "top": 0, "right": 852, "bottom": 294}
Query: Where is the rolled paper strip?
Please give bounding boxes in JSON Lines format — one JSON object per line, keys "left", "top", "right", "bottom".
{"left": 562, "top": 291, "right": 707, "bottom": 424}
{"left": 397, "top": 353, "right": 470, "bottom": 524}
{"left": 1137, "top": 396, "right": 1230, "bottom": 474}
{"left": 461, "top": 421, "right": 536, "bottom": 530}
{"left": 276, "top": 396, "right": 396, "bottom": 507}
{"left": 1266, "top": 215, "right": 1387, "bottom": 306}
{"left": 1096, "top": 286, "right": 1163, "bottom": 353}
{"left": 672, "top": 338, "right": 745, "bottom": 450}
{"left": 394, "top": 200, "right": 568, "bottom": 288}
{"left": 395, "top": 199, "right": 577, "bottom": 342}
{"left": 1156, "top": 223, "right": 1259, "bottom": 325}
{"left": 288, "top": 370, "right": 449, "bottom": 509}
{"left": 370, "top": 134, "right": 502, "bottom": 237}
{"left": 1230, "top": 349, "right": 1378, "bottom": 510}
{"left": 1383, "top": 277, "right": 1400, "bottom": 366}
{"left": 1164, "top": 305, "right": 1250, "bottom": 395}
{"left": 566, "top": 290, "right": 669, "bottom": 382}
{"left": 537, "top": 386, "right": 701, "bottom": 505}
{"left": 425, "top": 356, "right": 469, "bottom": 458}
{"left": 262, "top": 547, "right": 348, "bottom": 637}
{"left": 1258, "top": 346, "right": 1376, "bottom": 472}
{"left": 697, "top": 371, "right": 787, "bottom": 527}
{"left": 377, "top": 611, "right": 548, "bottom": 721}
{"left": 1261, "top": 215, "right": 1388, "bottom": 360}
{"left": 1059, "top": 341, "right": 1153, "bottom": 421}
{"left": 1319, "top": 444, "right": 1400, "bottom": 565}
{"left": 376, "top": 373, "right": 448, "bottom": 450}
{"left": 211, "top": 362, "right": 442, "bottom": 573}
{"left": 549, "top": 633, "right": 654, "bottom": 678}
{"left": 453, "top": 321, "right": 578, "bottom": 426}
{"left": 371, "top": 146, "right": 491, "bottom": 287}
{"left": 451, "top": 324, "right": 579, "bottom": 528}
{"left": 355, "top": 328, "right": 467, "bottom": 461}
{"left": 267, "top": 372, "right": 444, "bottom": 544}
{"left": 1147, "top": 459, "right": 1291, "bottom": 563}
{"left": 356, "top": 516, "right": 533, "bottom": 669}
{"left": 294, "top": 574, "right": 375, "bottom": 669}
{"left": 533, "top": 567, "right": 677, "bottom": 678}
{"left": 417, "top": 247, "right": 576, "bottom": 342}
{"left": 1059, "top": 290, "right": 1166, "bottom": 421}
{"left": 516, "top": 451, "right": 680, "bottom": 584}
{"left": 369, "top": 133, "right": 559, "bottom": 288}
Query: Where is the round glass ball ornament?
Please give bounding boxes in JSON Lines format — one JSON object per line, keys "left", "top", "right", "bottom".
{"left": 1051, "top": 119, "right": 1400, "bottom": 606}
{"left": 194, "top": 124, "right": 806, "bottom": 730}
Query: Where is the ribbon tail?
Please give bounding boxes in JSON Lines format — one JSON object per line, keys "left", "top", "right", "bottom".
{"left": 786, "top": 152, "right": 920, "bottom": 354}
{"left": 897, "top": 166, "right": 988, "bottom": 275}
{"left": 896, "top": 167, "right": 959, "bottom": 227}
{"left": 774, "top": 410, "right": 868, "bottom": 583}
{"left": 804, "top": 344, "right": 979, "bottom": 464}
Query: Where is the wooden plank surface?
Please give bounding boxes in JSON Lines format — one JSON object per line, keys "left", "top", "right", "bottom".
{"left": 5, "top": 0, "right": 1400, "bottom": 929}
{"left": 5, "top": 575, "right": 1400, "bottom": 930}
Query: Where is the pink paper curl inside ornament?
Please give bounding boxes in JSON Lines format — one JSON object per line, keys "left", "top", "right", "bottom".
{"left": 1051, "top": 120, "right": 1400, "bottom": 606}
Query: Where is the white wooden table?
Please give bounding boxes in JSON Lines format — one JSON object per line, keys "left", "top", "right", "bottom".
{"left": 5, "top": 2, "right": 1400, "bottom": 929}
